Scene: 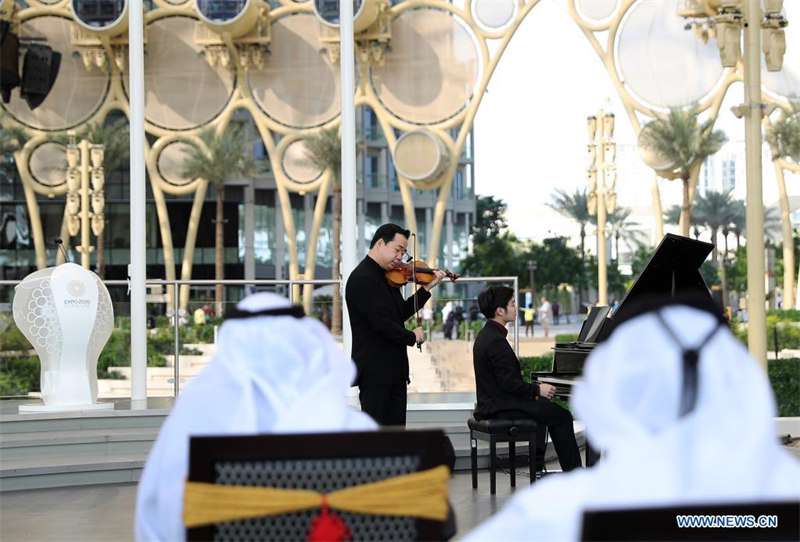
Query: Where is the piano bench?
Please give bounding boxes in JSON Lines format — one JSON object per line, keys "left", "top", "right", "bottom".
{"left": 468, "top": 416, "right": 537, "bottom": 495}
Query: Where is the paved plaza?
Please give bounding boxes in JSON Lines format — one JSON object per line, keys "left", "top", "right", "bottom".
{"left": 0, "top": 465, "right": 569, "bottom": 541}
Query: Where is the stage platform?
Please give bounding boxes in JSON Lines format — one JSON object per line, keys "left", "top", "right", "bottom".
{"left": 0, "top": 393, "right": 582, "bottom": 492}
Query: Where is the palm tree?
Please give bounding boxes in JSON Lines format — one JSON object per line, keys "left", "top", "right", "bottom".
{"left": 180, "top": 124, "right": 257, "bottom": 316}
{"left": 0, "top": 112, "right": 27, "bottom": 163}
{"left": 548, "top": 188, "right": 590, "bottom": 306}
{"left": 605, "top": 207, "right": 646, "bottom": 265}
{"left": 663, "top": 204, "right": 682, "bottom": 227}
{"left": 767, "top": 100, "right": 800, "bottom": 162}
{"left": 726, "top": 200, "right": 778, "bottom": 252}
{"left": 547, "top": 188, "right": 590, "bottom": 260}
{"left": 692, "top": 189, "right": 739, "bottom": 265}
{"left": 766, "top": 100, "right": 800, "bottom": 308}
{"left": 639, "top": 105, "right": 727, "bottom": 237}
{"left": 303, "top": 127, "right": 342, "bottom": 334}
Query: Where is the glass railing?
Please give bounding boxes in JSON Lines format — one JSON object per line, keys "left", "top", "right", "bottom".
{"left": 365, "top": 173, "right": 388, "bottom": 189}
{"left": 364, "top": 125, "right": 386, "bottom": 143}
{"left": 1, "top": 276, "right": 521, "bottom": 401}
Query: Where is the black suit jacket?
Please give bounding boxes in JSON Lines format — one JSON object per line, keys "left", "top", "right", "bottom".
{"left": 473, "top": 321, "right": 541, "bottom": 420}
{"left": 346, "top": 256, "right": 431, "bottom": 386}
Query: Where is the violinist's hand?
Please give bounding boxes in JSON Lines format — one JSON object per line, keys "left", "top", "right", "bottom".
{"left": 413, "top": 327, "right": 425, "bottom": 344}
{"left": 423, "top": 269, "right": 447, "bottom": 291}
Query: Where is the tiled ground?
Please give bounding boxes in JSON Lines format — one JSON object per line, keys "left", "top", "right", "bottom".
{"left": 0, "top": 469, "right": 540, "bottom": 541}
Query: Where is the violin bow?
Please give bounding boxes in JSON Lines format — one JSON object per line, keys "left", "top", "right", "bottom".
{"left": 411, "top": 233, "right": 422, "bottom": 352}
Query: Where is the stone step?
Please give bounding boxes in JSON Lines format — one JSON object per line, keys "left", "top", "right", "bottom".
{"left": 0, "top": 452, "right": 147, "bottom": 491}
{"left": 0, "top": 427, "right": 161, "bottom": 460}
{"left": 109, "top": 367, "right": 204, "bottom": 379}
{"left": 0, "top": 410, "right": 169, "bottom": 434}
{"left": 0, "top": 402, "right": 578, "bottom": 492}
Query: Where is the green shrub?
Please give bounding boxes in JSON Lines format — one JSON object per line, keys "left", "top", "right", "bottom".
{"left": 737, "top": 321, "right": 800, "bottom": 350}
{"left": 519, "top": 354, "right": 554, "bottom": 381}
{"left": 767, "top": 309, "right": 800, "bottom": 321}
{"left": 0, "top": 356, "right": 39, "bottom": 396}
{"left": 769, "top": 358, "right": 800, "bottom": 417}
{"left": 96, "top": 328, "right": 167, "bottom": 377}
{"left": 0, "top": 323, "right": 33, "bottom": 351}
{"left": 554, "top": 333, "right": 579, "bottom": 342}
{"left": 457, "top": 320, "right": 483, "bottom": 339}
{"left": 519, "top": 354, "right": 797, "bottom": 417}
{"left": 519, "top": 354, "right": 571, "bottom": 411}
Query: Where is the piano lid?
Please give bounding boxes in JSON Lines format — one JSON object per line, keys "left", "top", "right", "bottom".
{"left": 577, "top": 305, "right": 613, "bottom": 344}
{"left": 597, "top": 234, "right": 714, "bottom": 341}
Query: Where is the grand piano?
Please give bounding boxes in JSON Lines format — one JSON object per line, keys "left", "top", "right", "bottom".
{"left": 534, "top": 234, "right": 717, "bottom": 464}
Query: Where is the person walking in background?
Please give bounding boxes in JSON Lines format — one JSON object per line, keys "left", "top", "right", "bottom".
{"left": 453, "top": 304, "right": 464, "bottom": 339}
{"left": 442, "top": 301, "right": 454, "bottom": 340}
{"left": 552, "top": 301, "right": 560, "bottom": 325}
{"left": 538, "top": 296, "right": 552, "bottom": 338}
{"left": 469, "top": 301, "right": 480, "bottom": 322}
{"left": 193, "top": 306, "right": 205, "bottom": 326}
{"left": 523, "top": 305, "right": 535, "bottom": 337}
{"left": 422, "top": 304, "right": 434, "bottom": 327}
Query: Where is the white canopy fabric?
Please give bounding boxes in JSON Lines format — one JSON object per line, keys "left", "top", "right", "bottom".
{"left": 466, "top": 304, "right": 800, "bottom": 541}
{"left": 135, "top": 293, "right": 376, "bottom": 542}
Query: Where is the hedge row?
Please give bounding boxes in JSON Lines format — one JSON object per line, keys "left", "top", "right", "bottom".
{"left": 519, "top": 354, "right": 799, "bottom": 417}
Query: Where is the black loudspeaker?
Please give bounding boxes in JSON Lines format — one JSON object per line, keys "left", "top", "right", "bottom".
{"left": 20, "top": 43, "right": 61, "bottom": 110}
{"left": 0, "top": 21, "right": 21, "bottom": 103}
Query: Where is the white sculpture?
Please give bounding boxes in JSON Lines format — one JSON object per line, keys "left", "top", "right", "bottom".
{"left": 13, "top": 263, "right": 114, "bottom": 412}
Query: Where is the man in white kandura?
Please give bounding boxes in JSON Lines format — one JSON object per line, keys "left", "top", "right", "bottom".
{"left": 466, "top": 293, "right": 800, "bottom": 541}
{"left": 135, "top": 293, "right": 377, "bottom": 542}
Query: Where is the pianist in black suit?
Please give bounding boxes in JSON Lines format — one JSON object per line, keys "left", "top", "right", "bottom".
{"left": 473, "top": 285, "right": 582, "bottom": 471}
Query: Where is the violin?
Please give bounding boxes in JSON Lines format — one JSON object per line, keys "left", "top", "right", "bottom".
{"left": 385, "top": 260, "right": 460, "bottom": 288}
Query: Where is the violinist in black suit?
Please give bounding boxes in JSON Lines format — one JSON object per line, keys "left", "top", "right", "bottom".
{"left": 345, "top": 223, "right": 445, "bottom": 426}
{"left": 473, "top": 285, "right": 582, "bottom": 471}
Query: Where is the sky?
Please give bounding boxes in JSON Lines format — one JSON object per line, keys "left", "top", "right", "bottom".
{"left": 472, "top": 0, "right": 798, "bottom": 244}
{"left": 474, "top": 0, "right": 643, "bottom": 242}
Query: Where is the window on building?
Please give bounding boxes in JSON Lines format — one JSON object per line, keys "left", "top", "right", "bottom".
{"left": 722, "top": 158, "right": 735, "bottom": 192}
{"left": 366, "top": 154, "right": 379, "bottom": 188}
{"left": 701, "top": 159, "right": 714, "bottom": 192}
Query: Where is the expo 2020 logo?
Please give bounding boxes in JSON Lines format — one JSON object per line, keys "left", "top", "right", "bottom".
{"left": 67, "top": 280, "right": 86, "bottom": 298}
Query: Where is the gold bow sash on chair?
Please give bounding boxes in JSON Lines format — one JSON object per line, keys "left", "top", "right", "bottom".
{"left": 184, "top": 464, "right": 450, "bottom": 527}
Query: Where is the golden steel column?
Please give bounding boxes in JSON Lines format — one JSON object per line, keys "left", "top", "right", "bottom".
{"left": 587, "top": 110, "right": 616, "bottom": 307}
{"left": 65, "top": 139, "right": 104, "bottom": 269}
{"left": 741, "top": 0, "right": 767, "bottom": 367}
{"left": 78, "top": 141, "right": 91, "bottom": 268}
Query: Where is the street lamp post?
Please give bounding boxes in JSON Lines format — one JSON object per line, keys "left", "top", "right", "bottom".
{"left": 680, "top": 1, "right": 788, "bottom": 369}
{"left": 587, "top": 109, "right": 616, "bottom": 307}
{"left": 527, "top": 259, "right": 537, "bottom": 305}
{"left": 65, "top": 138, "right": 105, "bottom": 269}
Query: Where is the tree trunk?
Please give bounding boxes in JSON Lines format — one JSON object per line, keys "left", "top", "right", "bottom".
{"left": 331, "top": 180, "right": 342, "bottom": 335}
{"left": 711, "top": 226, "right": 719, "bottom": 266}
{"left": 680, "top": 176, "right": 691, "bottom": 237}
{"left": 215, "top": 183, "right": 225, "bottom": 317}
{"left": 578, "top": 227, "right": 585, "bottom": 308}
{"left": 775, "top": 163, "right": 795, "bottom": 309}
{"left": 96, "top": 228, "right": 105, "bottom": 279}
{"left": 723, "top": 228, "right": 730, "bottom": 256}
{"left": 652, "top": 173, "right": 664, "bottom": 241}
